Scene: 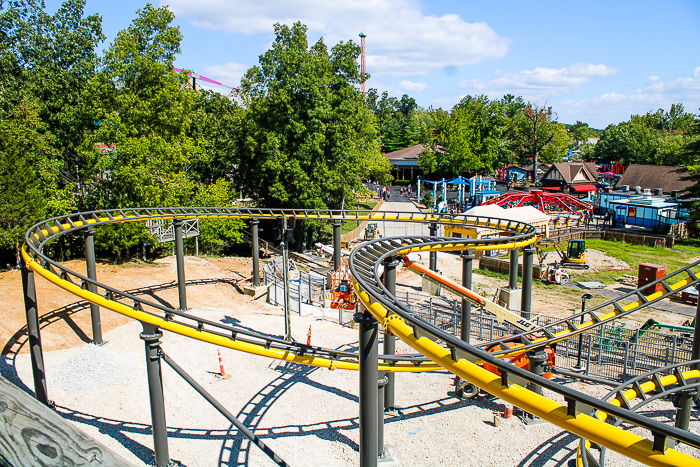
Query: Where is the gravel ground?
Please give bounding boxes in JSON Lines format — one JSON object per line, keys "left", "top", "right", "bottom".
{"left": 12, "top": 298, "right": 700, "bottom": 467}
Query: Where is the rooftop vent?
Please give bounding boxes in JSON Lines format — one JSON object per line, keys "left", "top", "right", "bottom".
{"left": 634, "top": 186, "right": 641, "bottom": 194}
{"left": 643, "top": 188, "right": 651, "bottom": 195}
{"left": 654, "top": 188, "right": 663, "bottom": 196}
{"left": 620, "top": 185, "right": 629, "bottom": 192}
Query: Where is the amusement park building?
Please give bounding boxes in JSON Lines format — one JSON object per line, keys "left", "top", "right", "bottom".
{"left": 383, "top": 144, "right": 437, "bottom": 181}
{"left": 596, "top": 164, "right": 692, "bottom": 228}
{"left": 540, "top": 162, "right": 598, "bottom": 196}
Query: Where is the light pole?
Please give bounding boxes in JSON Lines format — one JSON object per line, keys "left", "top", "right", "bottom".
{"left": 574, "top": 293, "right": 593, "bottom": 371}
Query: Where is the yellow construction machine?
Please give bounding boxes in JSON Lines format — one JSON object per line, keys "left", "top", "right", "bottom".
{"left": 535, "top": 239, "right": 589, "bottom": 269}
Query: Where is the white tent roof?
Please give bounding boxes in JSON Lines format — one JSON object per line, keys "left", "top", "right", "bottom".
{"left": 464, "top": 204, "right": 549, "bottom": 225}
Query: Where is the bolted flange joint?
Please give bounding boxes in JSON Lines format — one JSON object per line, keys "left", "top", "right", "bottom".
{"left": 383, "top": 314, "right": 405, "bottom": 336}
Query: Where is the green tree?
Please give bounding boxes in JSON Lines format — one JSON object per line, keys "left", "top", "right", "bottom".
{"left": 0, "top": 100, "right": 71, "bottom": 264}
{"left": 567, "top": 121, "right": 598, "bottom": 144}
{"left": 188, "top": 90, "right": 243, "bottom": 185}
{"left": 512, "top": 103, "right": 563, "bottom": 178}
{"left": 237, "top": 22, "right": 386, "bottom": 215}
{"left": 0, "top": 0, "right": 104, "bottom": 208}
{"left": 420, "top": 95, "right": 516, "bottom": 177}
{"left": 90, "top": 3, "right": 198, "bottom": 210}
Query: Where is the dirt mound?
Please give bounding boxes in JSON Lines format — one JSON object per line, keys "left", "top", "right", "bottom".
{"left": 584, "top": 249, "right": 631, "bottom": 271}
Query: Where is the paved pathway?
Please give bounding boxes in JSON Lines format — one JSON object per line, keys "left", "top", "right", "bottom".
{"left": 375, "top": 197, "right": 435, "bottom": 238}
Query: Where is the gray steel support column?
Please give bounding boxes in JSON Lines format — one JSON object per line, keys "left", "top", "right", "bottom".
{"left": 575, "top": 294, "right": 593, "bottom": 371}
{"left": 84, "top": 227, "right": 103, "bottom": 345}
{"left": 173, "top": 218, "right": 187, "bottom": 310}
{"left": 674, "top": 389, "right": 694, "bottom": 435}
{"left": 509, "top": 247, "right": 519, "bottom": 290}
{"left": 693, "top": 297, "right": 700, "bottom": 371}
{"left": 429, "top": 223, "right": 438, "bottom": 271}
{"left": 524, "top": 349, "right": 547, "bottom": 421}
{"left": 521, "top": 245, "right": 534, "bottom": 320}
{"left": 333, "top": 219, "right": 342, "bottom": 272}
{"left": 356, "top": 307, "right": 378, "bottom": 467}
{"left": 461, "top": 250, "right": 474, "bottom": 343}
{"left": 251, "top": 219, "right": 260, "bottom": 286}
{"left": 21, "top": 260, "right": 49, "bottom": 406}
{"left": 377, "top": 372, "right": 386, "bottom": 458}
{"left": 140, "top": 323, "right": 169, "bottom": 467}
{"left": 382, "top": 256, "right": 399, "bottom": 410}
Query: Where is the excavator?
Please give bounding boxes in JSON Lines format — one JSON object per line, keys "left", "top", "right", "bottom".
{"left": 535, "top": 238, "right": 589, "bottom": 269}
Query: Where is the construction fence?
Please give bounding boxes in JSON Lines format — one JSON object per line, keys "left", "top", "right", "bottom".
{"left": 394, "top": 290, "right": 693, "bottom": 383}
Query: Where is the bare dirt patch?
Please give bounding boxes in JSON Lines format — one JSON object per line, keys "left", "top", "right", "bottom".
{"left": 0, "top": 256, "right": 265, "bottom": 355}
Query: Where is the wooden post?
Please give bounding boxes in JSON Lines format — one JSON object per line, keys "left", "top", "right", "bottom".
{"left": 0, "top": 375, "right": 132, "bottom": 466}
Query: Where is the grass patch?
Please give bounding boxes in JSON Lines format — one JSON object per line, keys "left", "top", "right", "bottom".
{"left": 568, "top": 239, "right": 697, "bottom": 284}
{"left": 674, "top": 238, "right": 700, "bottom": 251}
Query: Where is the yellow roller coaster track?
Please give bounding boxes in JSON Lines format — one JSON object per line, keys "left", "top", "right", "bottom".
{"left": 22, "top": 207, "right": 700, "bottom": 467}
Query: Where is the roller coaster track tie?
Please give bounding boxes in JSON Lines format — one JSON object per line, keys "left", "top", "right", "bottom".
{"left": 501, "top": 370, "right": 510, "bottom": 388}
{"left": 230, "top": 330, "right": 237, "bottom": 340}
{"left": 197, "top": 322, "right": 204, "bottom": 332}
{"left": 590, "top": 309, "right": 606, "bottom": 323}
{"left": 105, "top": 290, "right": 114, "bottom": 301}
{"left": 616, "top": 391, "right": 632, "bottom": 410}
{"left": 652, "top": 432, "right": 667, "bottom": 453}
{"left": 448, "top": 345, "right": 457, "bottom": 362}
{"left": 564, "top": 319, "right": 578, "bottom": 332}
{"left": 36, "top": 229, "right": 47, "bottom": 242}
{"left": 264, "top": 340, "right": 271, "bottom": 350}
{"left": 54, "top": 220, "right": 66, "bottom": 232}
{"left": 653, "top": 373, "right": 666, "bottom": 392}
{"left": 636, "top": 292, "right": 649, "bottom": 304}
{"left": 659, "top": 280, "right": 673, "bottom": 293}
{"left": 60, "top": 270, "right": 73, "bottom": 284}
{"left": 66, "top": 217, "right": 77, "bottom": 228}
{"left": 633, "top": 381, "right": 648, "bottom": 401}
{"left": 564, "top": 396, "right": 578, "bottom": 417}
{"left": 542, "top": 328, "right": 556, "bottom": 339}
{"left": 673, "top": 367, "right": 687, "bottom": 387}
{"left": 165, "top": 312, "right": 173, "bottom": 322}
{"left": 78, "top": 214, "right": 87, "bottom": 224}
{"left": 612, "top": 301, "right": 628, "bottom": 314}
{"left": 687, "top": 269, "right": 699, "bottom": 282}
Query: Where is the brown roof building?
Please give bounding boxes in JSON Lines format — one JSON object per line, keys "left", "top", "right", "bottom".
{"left": 540, "top": 162, "right": 598, "bottom": 195}
{"left": 615, "top": 164, "right": 692, "bottom": 195}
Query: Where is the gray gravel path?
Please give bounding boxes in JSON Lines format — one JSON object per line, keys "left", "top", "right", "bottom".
{"left": 12, "top": 302, "right": 700, "bottom": 466}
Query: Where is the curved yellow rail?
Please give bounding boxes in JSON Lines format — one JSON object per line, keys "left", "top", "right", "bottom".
{"left": 355, "top": 285, "right": 700, "bottom": 467}
{"left": 22, "top": 246, "right": 438, "bottom": 373}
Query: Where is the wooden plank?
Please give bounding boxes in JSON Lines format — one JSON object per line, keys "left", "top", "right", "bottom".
{"left": 0, "top": 376, "right": 132, "bottom": 466}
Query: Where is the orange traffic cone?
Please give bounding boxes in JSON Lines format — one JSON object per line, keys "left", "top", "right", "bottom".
{"left": 218, "top": 349, "right": 227, "bottom": 377}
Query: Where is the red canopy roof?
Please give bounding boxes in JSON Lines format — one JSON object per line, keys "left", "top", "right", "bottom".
{"left": 572, "top": 184, "right": 597, "bottom": 193}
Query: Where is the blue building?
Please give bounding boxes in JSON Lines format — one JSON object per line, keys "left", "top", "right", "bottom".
{"left": 608, "top": 196, "right": 684, "bottom": 228}
{"left": 596, "top": 164, "right": 692, "bottom": 228}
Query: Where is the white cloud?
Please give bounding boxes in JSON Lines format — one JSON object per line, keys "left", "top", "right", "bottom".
{"left": 558, "top": 68, "right": 700, "bottom": 127}
{"left": 648, "top": 75, "right": 660, "bottom": 83}
{"left": 397, "top": 80, "right": 428, "bottom": 93}
{"left": 458, "top": 63, "right": 620, "bottom": 98}
{"left": 203, "top": 62, "right": 248, "bottom": 88}
{"left": 163, "top": 0, "right": 510, "bottom": 78}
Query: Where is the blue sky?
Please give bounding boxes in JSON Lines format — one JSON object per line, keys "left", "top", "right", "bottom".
{"left": 51, "top": 0, "right": 699, "bottom": 129}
